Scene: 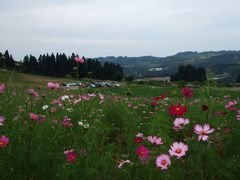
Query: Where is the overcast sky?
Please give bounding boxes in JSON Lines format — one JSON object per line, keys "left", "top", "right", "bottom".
{"left": 1, "top": 0, "right": 240, "bottom": 60}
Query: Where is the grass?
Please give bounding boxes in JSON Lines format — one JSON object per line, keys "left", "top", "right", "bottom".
{"left": 0, "top": 71, "right": 240, "bottom": 179}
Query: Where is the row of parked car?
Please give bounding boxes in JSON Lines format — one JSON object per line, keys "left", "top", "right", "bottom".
{"left": 62, "top": 81, "right": 121, "bottom": 88}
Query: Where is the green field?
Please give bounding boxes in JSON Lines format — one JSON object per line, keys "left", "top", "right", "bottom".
{"left": 0, "top": 70, "right": 240, "bottom": 179}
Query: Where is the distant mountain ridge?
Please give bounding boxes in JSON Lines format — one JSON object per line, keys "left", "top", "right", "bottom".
{"left": 97, "top": 50, "right": 240, "bottom": 82}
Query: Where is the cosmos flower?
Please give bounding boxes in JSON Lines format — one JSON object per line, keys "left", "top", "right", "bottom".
{"left": 147, "top": 136, "right": 163, "bottom": 145}
{"left": 169, "top": 142, "right": 188, "bottom": 159}
{"left": 134, "top": 137, "right": 144, "bottom": 143}
{"left": 150, "top": 101, "right": 157, "bottom": 107}
{"left": 156, "top": 154, "right": 171, "bottom": 170}
{"left": 64, "top": 149, "right": 78, "bottom": 163}
{"left": 27, "top": 89, "right": 39, "bottom": 97}
{"left": 47, "top": 82, "right": 60, "bottom": 89}
{"left": 0, "top": 83, "right": 5, "bottom": 94}
{"left": 173, "top": 118, "right": 189, "bottom": 130}
{"left": 153, "top": 94, "right": 167, "bottom": 101}
{"left": 0, "top": 135, "right": 9, "bottom": 148}
{"left": 29, "top": 112, "right": 39, "bottom": 121}
{"left": 194, "top": 124, "right": 215, "bottom": 141}
{"left": 202, "top": 105, "right": 209, "bottom": 111}
{"left": 62, "top": 116, "right": 73, "bottom": 127}
{"left": 74, "top": 57, "right": 85, "bottom": 64}
{"left": 169, "top": 103, "right": 187, "bottom": 116}
{"left": 181, "top": 87, "right": 194, "bottom": 98}
{"left": 136, "top": 145, "right": 150, "bottom": 160}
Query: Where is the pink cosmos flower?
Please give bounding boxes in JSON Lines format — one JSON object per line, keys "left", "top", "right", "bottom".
{"left": 225, "top": 100, "right": 238, "bottom": 109}
{"left": 64, "top": 149, "right": 78, "bottom": 163}
{"left": 136, "top": 145, "right": 150, "bottom": 160}
{"left": 47, "top": 82, "right": 60, "bottom": 89}
{"left": 156, "top": 154, "right": 171, "bottom": 170}
{"left": 147, "top": 136, "right": 163, "bottom": 145}
{"left": 0, "top": 135, "right": 9, "bottom": 148}
{"left": 173, "top": 118, "right": 189, "bottom": 130}
{"left": 29, "top": 112, "right": 39, "bottom": 121}
{"left": 223, "top": 95, "right": 230, "bottom": 99}
{"left": 194, "top": 124, "right": 215, "bottom": 141}
{"left": 74, "top": 57, "right": 85, "bottom": 64}
{"left": 62, "top": 116, "right": 73, "bottom": 127}
{"left": 169, "top": 142, "right": 188, "bottom": 159}
{"left": 27, "top": 89, "right": 39, "bottom": 97}
{"left": 0, "top": 83, "right": 5, "bottom": 94}
{"left": 0, "top": 116, "right": 5, "bottom": 125}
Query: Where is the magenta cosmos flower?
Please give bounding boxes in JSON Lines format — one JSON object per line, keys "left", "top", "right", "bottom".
{"left": 64, "top": 149, "right": 78, "bottom": 163}
{"left": 0, "top": 83, "right": 5, "bottom": 94}
{"left": 62, "top": 116, "right": 73, "bottom": 127}
{"left": 136, "top": 145, "right": 150, "bottom": 160}
{"left": 169, "top": 142, "right": 188, "bottom": 159}
{"left": 194, "top": 124, "right": 215, "bottom": 141}
{"left": 181, "top": 87, "right": 194, "bottom": 98}
{"left": 0, "top": 135, "right": 9, "bottom": 148}
{"left": 156, "top": 154, "right": 171, "bottom": 170}
{"left": 47, "top": 82, "right": 60, "bottom": 89}
{"left": 74, "top": 57, "right": 85, "bottom": 64}
{"left": 173, "top": 118, "right": 189, "bottom": 130}
{"left": 147, "top": 136, "right": 163, "bottom": 145}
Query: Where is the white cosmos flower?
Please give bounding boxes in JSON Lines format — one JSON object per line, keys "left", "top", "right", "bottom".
{"left": 42, "top": 105, "right": 49, "bottom": 110}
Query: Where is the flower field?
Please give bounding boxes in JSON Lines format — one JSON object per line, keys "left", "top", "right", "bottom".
{"left": 0, "top": 72, "right": 240, "bottom": 179}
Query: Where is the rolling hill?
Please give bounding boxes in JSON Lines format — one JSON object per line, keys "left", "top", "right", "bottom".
{"left": 97, "top": 50, "right": 240, "bottom": 82}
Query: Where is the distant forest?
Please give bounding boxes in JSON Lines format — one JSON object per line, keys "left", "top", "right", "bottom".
{"left": 0, "top": 50, "right": 124, "bottom": 81}
{"left": 170, "top": 64, "right": 207, "bottom": 82}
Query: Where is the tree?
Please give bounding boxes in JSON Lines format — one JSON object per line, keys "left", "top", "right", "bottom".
{"left": 171, "top": 64, "right": 206, "bottom": 82}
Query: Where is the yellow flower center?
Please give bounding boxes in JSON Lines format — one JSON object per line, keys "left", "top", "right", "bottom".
{"left": 0, "top": 141, "right": 4, "bottom": 145}
{"left": 176, "top": 108, "right": 180, "bottom": 111}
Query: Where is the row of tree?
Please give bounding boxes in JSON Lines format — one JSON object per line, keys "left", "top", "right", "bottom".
{"left": 170, "top": 64, "right": 207, "bottom": 82}
{"left": 0, "top": 50, "right": 15, "bottom": 68}
{"left": 0, "top": 50, "right": 124, "bottom": 81}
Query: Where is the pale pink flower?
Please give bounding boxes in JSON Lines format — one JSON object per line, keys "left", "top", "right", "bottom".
{"left": 27, "top": 89, "right": 39, "bottom": 97}
{"left": 0, "top": 116, "right": 5, "bottom": 125}
{"left": 194, "top": 124, "right": 215, "bottom": 141}
{"left": 225, "top": 100, "right": 238, "bottom": 109}
{"left": 74, "top": 57, "right": 85, "bottom": 64}
{"left": 47, "top": 82, "right": 60, "bottom": 89}
{"left": 0, "top": 83, "right": 5, "bottom": 94}
{"left": 147, "top": 136, "right": 163, "bottom": 145}
{"left": 156, "top": 154, "right": 171, "bottom": 170}
{"left": 173, "top": 118, "right": 189, "bottom": 130}
{"left": 0, "top": 135, "right": 9, "bottom": 148}
{"left": 169, "top": 142, "right": 188, "bottom": 159}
